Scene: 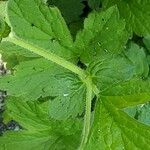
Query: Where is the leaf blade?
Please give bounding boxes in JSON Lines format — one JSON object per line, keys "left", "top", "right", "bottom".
{"left": 0, "top": 97, "right": 82, "bottom": 150}
{"left": 102, "top": 0, "right": 150, "bottom": 36}
{"left": 7, "top": 0, "right": 75, "bottom": 61}
{"left": 86, "top": 99, "right": 150, "bottom": 149}
{"left": 0, "top": 58, "right": 86, "bottom": 119}
{"left": 74, "top": 6, "right": 128, "bottom": 63}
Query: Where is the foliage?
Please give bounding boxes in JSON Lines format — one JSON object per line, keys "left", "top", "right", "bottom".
{"left": 0, "top": 0, "right": 150, "bottom": 149}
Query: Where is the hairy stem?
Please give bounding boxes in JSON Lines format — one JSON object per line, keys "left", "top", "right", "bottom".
{"left": 8, "top": 35, "right": 86, "bottom": 79}
{"left": 7, "top": 35, "right": 95, "bottom": 150}
{"left": 79, "top": 77, "right": 93, "bottom": 150}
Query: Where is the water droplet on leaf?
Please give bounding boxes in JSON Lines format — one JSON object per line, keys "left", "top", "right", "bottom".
{"left": 104, "top": 49, "right": 108, "bottom": 52}
{"left": 63, "top": 93, "right": 69, "bottom": 97}
{"left": 98, "top": 42, "right": 101, "bottom": 46}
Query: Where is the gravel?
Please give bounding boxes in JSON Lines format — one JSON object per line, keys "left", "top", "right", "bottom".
{"left": 0, "top": 55, "right": 21, "bottom": 135}
{"left": 0, "top": 56, "right": 7, "bottom": 135}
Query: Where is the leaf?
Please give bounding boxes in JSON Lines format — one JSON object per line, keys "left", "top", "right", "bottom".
{"left": 0, "top": 0, "right": 87, "bottom": 121}
{"left": 143, "top": 35, "right": 150, "bottom": 52}
{"left": 85, "top": 39, "right": 150, "bottom": 149}
{"left": 0, "top": 20, "right": 10, "bottom": 39}
{"left": 124, "top": 103, "right": 150, "bottom": 126}
{"left": 74, "top": 6, "right": 128, "bottom": 63}
{"left": 87, "top": 42, "right": 150, "bottom": 108}
{"left": 68, "top": 20, "right": 83, "bottom": 39}
{"left": 88, "top": 42, "right": 149, "bottom": 92}
{"left": 0, "top": 41, "right": 38, "bottom": 68}
{"left": 86, "top": 99, "right": 150, "bottom": 149}
{"left": 0, "top": 18, "right": 6, "bottom": 39}
{"left": 103, "top": 78, "right": 150, "bottom": 108}
{"left": 123, "top": 105, "right": 137, "bottom": 118}
{"left": 88, "top": 0, "right": 101, "bottom": 10}
{"left": 0, "top": 97, "right": 82, "bottom": 150}
{"left": 147, "top": 55, "right": 150, "bottom": 65}
{"left": 0, "top": 131, "right": 81, "bottom": 150}
{"left": 0, "top": 131, "right": 58, "bottom": 150}
{"left": 7, "top": 0, "right": 76, "bottom": 61}
{"left": 46, "top": 0, "right": 84, "bottom": 38}
{"left": 2, "top": 0, "right": 150, "bottom": 149}
{"left": 46, "top": 0, "right": 84, "bottom": 24}
{"left": 5, "top": 97, "right": 52, "bottom": 131}
{"left": 136, "top": 103, "right": 150, "bottom": 126}
{"left": 0, "top": 41, "right": 38, "bottom": 58}
{"left": 0, "top": 1, "right": 10, "bottom": 39}
{"left": 5, "top": 97, "right": 82, "bottom": 134}
{"left": 0, "top": 18, "right": 10, "bottom": 40}
{"left": 0, "top": 1, "right": 7, "bottom": 19}
{"left": 0, "top": 58, "right": 86, "bottom": 119}
{"left": 102, "top": 0, "right": 150, "bottom": 36}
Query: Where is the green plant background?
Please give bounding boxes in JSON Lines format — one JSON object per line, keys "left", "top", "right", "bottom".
{"left": 0, "top": 0, "right": 150, "bottom": 149}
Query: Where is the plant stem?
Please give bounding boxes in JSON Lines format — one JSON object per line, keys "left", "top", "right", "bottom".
{"left": 79, "top": 77, "right": 93, "bottom": 150}
{"left": 8, "top": 36, "right": 86, "bottom": 79}
{"left": 7, "top": 35, "right": 94, "bottom": 150}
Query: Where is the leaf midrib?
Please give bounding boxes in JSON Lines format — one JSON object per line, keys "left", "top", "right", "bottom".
{"left": 7, "top": 35, "right": 98, "bottom": 150}
{"left": 8, "top": 35, "right": 86, "bottom": 79}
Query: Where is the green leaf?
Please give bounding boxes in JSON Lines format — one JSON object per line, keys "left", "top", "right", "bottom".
{"left": 0, "top": 17, "right": 10, "bottom": 40}
{"left": 88, "top": 42, "right": 149, "bottom": 92}
{"left": 0, "top": 131, "right": 58, "bottom": 150}
{"left": 0, "top": 0, "right": 87, "bottom": 121}
{"left": 136, "top": 103, "right": 150, "bottom": 126}
{"left": 0, "top": 1, "right": 7, "bottom": 19}
{"left": 0, "top": 131, "right": 81, "bottom": 150}
{"left": 46, "top": 0, "right": 84, "bottom": 38}
{"left": 0, "top": 1, "right": 10, "bottom": 39}
{"left": 5, "top": 97, "right": 52, "bottom": 131}
{"left": 74, "top": 6, "right": 128, "bottom": 63}
{"left": 0, "top": 41, "right": 38, "bottom": 68}
{"left": 103, "top": 78, "right": 150, "bottom": 108}
{"left": 123, "top": 105, "right": 137, "bottom": 118}
{"left": 0, "top": 58, "right": 86, "bottom": 119}
{"left": 124, "top": 103, "right": 150, "bottom": 126}
{"left": 88, "top": 0, "right": 101, "bottom": 10}
{"left": 102, "top": 0, "right": 150, "bottom": 36}
{"left": 68, "top": 20, "right": 83, "bottom": 39}
{"left": 144, "top": 36, "right": 150, "bottom": 65}
{"left": 0, "top": 20, "right": 10, "bottom": 39}
{"left": 87, "top": 42, "right": 150, "bottom": 108}
{"left": 86, "top": 99, "right": 150, "bottom": 149}
{"left": 0, "top": 41, "right": 38, "bottom": 58}
{"left": 46, "top": 0, "right": 84, "bottom": 24}
{"left": 5, "top": 97, "right": 82, "bottom": 134}
{"left": 7, "top": 0, "right": 75, "bottom": 61}
{"left": 147, "top": 55, "right": 150, "bottom": 65}
{"left": 2, "top": 0, "right": 150, "bottom": 149}
{"left": 143, "top": 35, "right": 150, "bottom": 52}
{"left": 0, "top": 97, "right": 82, "bottom": 150}
{"left": 0, "top": 18, "right": 5, "bottom": 39}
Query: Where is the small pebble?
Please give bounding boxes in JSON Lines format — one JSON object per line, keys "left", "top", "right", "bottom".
{"left": 6, "top": 120, "right": 22, "bottom": 131}
{"left": 0, "top": 122, "right": 7, "bottom": 135}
